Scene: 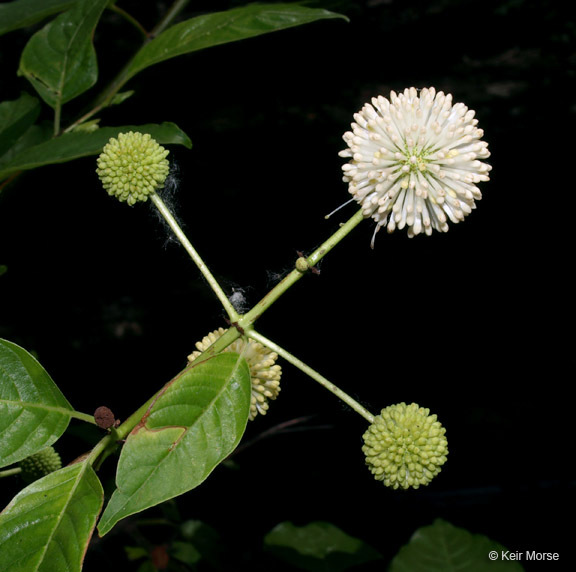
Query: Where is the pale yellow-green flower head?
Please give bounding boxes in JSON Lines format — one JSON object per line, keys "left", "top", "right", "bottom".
{"left": 18, "top": 446, "right": 62, "bottom": 484}
{"left": 362, "top": 402, "right": 448, "bottom": 489}
{"left": 188, "top": 327, "right": 282, "bottom": 421}
{"left": 96, "top": 131, "right": 170, "bottom": 205}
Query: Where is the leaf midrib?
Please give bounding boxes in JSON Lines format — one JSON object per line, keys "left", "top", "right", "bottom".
{"left": 112, "top": 353, "right": 246, "bottom": 515}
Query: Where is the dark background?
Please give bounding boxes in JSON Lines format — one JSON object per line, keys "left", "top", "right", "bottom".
{"left": 0, "top": 0, "right": 574, "bottom": 569}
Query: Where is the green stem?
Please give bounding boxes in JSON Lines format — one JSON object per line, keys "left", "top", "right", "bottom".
{"left": 87, "top": 324, "right": 244, "bottom": 469}
{"left": 248, "top": 329, "right": 374, "bottom": 423}
{"left": 84, "top": 209, "right": 366, "bottom": 468}
{"left": 69, "top": 410, "right": 97, "bottom": 425}
{"left": 150, "top": 193, "right": 239, "bottom": 322}
{"left": 239, "top": 209, "right": 365, "bottom": 328}
{"left": 53, "top": 104, "right": 61, "bottom": 137}
{"left": 151, "top": 0, "right": 190, "bottom": 37}
{"left": 87, "top": 394, "right": 155, "bottom": 471}
{"left": 0, "top": 467, "right": 22, "bottom": 478}
{"left": 109, "top": 4, "right": 148, "bottom": 38}
{"left": 65, "top": 0, "right": 191, "bottom": 132}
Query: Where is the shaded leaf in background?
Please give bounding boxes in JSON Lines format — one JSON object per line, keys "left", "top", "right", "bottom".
{"left": 18, "top": 0, "right": 109, "bottom": 108}
{"left": 179, "top": 520, "right": 224, "bottom": 569}
{"left": 0, "top": 93, "right": 40, "bottom": 158}
{"left": 0, "top": 122, "right": 191, "bottom": 181}
{"left": 390, "top": 519, "right": 525, "bottom": 572}
{"left": 0, "top": 461, "right": 103, "bottom": 572}
{"left": 115, "top": 4, "right": 348, "bottom": 89}
{"left": 0, "top": 0, "right": 78, "bottom": 37}
{"left": 264, "top": 521, "right": 382, "bottom": 571}
{"left": 98, "top": 352, "right": 251, "bottom": 535}
{"left": 0, "top": 339, "right": 74, "bottom": 468}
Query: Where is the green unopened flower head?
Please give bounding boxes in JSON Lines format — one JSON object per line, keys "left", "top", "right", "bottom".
{"left": 96, "top": 131, "right": 170, "bottom": 205}
{"left": 362, "top": 402, "right": 448, "bottom": 489}
{"left": 18, "top": 446, "right": 62, "bottom": 484}
{"left": 188, "top": 327, "right": 282, "bottom": 421}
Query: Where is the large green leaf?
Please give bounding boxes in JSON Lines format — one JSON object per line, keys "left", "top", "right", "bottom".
{"left": 0, "top": 122, "right": 191, "bottom": 181}
{"left": 0, "top": 339, "right": 74, "bottom": 468}
{"left": 98, "top": 352, "right": 251, "bottom": 536}
{"left": 18, "top": 0, "right": 109, "bottom": 108}
{"left": 119, "top": 4, "right": 347, "bottom": 87}
{"left": 0, "top": 93, "right": 41, "bottom": 159}
{"left": 390, "top": 519, "right": 525, "bottom": 572}
{"left": 265, "top": 521, "right": 382, "bottom": 571}
{"left": 0, "top": 0, "right": 79, "bottom": 37}
{"left": 0, "top": 460, "right": 104, "bottom": 572}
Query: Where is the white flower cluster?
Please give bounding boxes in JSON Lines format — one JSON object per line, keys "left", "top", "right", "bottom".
{"left": 340, "top": 87, "right": 491, "bottom": 240}
{"left": 188, "top": 328, "right": 281, "bottom": 421}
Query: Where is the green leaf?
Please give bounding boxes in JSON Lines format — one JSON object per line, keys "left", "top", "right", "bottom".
{"left": 0, "top": 0, "right": 79, "bottom": 37}
{"left": 119, "top": 4, "right": 347, "bottom": 86}
{"left": 18, "top": 0, "right": 109, "bottom": 108}
{"left": 0, "top": 122, "right": 191, "bottom": 181}
{"left": 98, "top": 352, "right": 251, "bottom": 536}
{"left": 0, "top": 460, "right": 104, "bottom": 572}
{"left": 124, "top": 546, "right": 148, "bottom": 561}
{"left": 0, "top": 93, "right": 41, "bottom": 159}
{"left": 171, "top": 542, "right": 202, "bottom": 566}
{"left": 179, "top": 520, "right": 223, "bottom": 568}
{"left": 390, "top": 519, "right": 525, "bottom": 572}
{"left": 264, "top": 521, "right": 382, "bottom": 572}
{"left": 0, "top": 339, "right": 74, "bottom": 468}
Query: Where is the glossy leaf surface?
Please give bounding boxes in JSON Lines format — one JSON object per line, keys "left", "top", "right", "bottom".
{"left": 18, "top": 0, "right": 109, "bottom": 108}
{"left": 0, "top": 339, "right": 73, "bottom": 468}
{"left": 98, "top": 352, "right": 251, "bottom": 535}
{"left": 0, "top": 122, "right": 191, "bottom": 181}
{"left": 0, "top": 461, "right": 103, "bottom": 572}
{"left": 120, "top": 4, "right": 347, "bottom": 86}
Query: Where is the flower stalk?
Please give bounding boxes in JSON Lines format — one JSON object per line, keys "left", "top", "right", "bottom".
{"left": 150, "top": 193, "right": 240, "bottom": 321}
{"left": 248, "top": 329, "right": 375, "bottom": 423}
{"left": 238, "top": 208, "right": 365, "bottom": 328}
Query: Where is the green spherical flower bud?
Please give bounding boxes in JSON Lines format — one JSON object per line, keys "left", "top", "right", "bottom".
{"left": 362, "top": 402, "right": 448, "bottom": 490}
{"left": 19, "top": 446, "right": 62, "bottom": 484}
{"left": 96, "top": 131, "right": 170, "bottom": 205}
{"left": 295, "top": 257, "right": 310, "bottom": 273}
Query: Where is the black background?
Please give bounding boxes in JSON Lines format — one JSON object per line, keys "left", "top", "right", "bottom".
{"left": 0, "top": 0, "right": 574, "bottom": 570}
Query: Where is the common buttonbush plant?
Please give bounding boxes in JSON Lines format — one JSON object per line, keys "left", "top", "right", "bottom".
{"left": 0, "top": 2, "right": 493, "bottom": 571}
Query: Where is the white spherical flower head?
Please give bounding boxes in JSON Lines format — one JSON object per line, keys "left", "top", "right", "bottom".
{"left": 96, "top": 131, "right": 170, "bottom": 205}
{"left": 339, "top": 87, "right": 491, "bottom": 239}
